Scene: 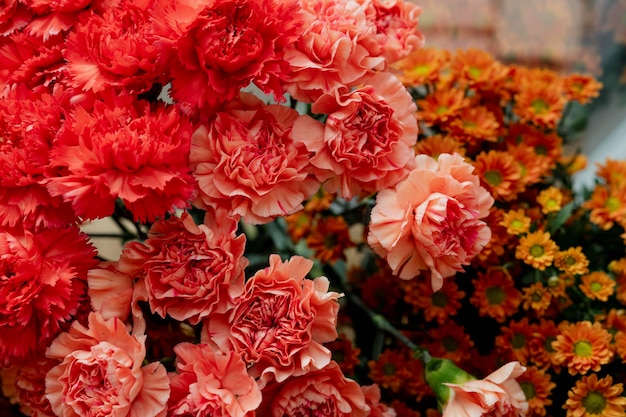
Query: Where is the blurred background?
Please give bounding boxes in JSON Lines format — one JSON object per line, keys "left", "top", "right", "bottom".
{"left": 412, "top": 0, "right": 626, "bottom": 189}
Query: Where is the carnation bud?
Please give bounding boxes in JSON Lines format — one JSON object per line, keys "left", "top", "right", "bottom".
{"left": 424, "top": 358, "right": 475, "bottom": 406}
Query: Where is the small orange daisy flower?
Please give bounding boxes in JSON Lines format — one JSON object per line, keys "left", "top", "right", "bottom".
{"left": 514, "top": 81, "right": 566, "bottom": 129}
{"left": 326, "top": 337, "right": 361, "bottom": 376}
{"left": 615, "top": 331, "right": 626, "bottom": 361}
{"left": 506, "top": 143, "right": 551, "bottom": 191}
{"left": 424, "top": 322, "right": 475, "bottom": 365}
{"left": 417, "top": 88, "right": 469, "bottom": 125}
{"left": 474, "top": 150, "right": 522, "bottom": 200}
{"left": 451, "top": 48, "right": 505, "bottom": 89}
{"left": 517, "top": 366, "right": 556, "bottom": 417}
{"left": 470, "top": 268, "right": 522, "bottom": 323}
{"left": 515, "top": 231, "right": 559, "bottom": 270}
{"left": 563, "top": 373, "right": 626, "bottom": 417}
{"left": 305, "top": 216, "right": 353, "bottom": 263}
{"left": 537, "top": 186, "right": 564, "bottom": 214}
{"left": 500, "top": 208, "right": 532, "bottom": 235}
{"left": 447, "top": 106, "right": 500, "bottom": 143}
{"left": 506, "top": 123, "right": 563, "bottom": 168}
{"left": 403, "top": 279, "right": 465, "bottom": 324}
{"left": 552, "top": 321, "right": 613, "bottom": 375}
{"left": 560, "top": 153, "right": 588, "bottom": 175}
{"left": 393, "top": 47, "right": 451, "bottom": 86}
{"left": 285, "top": 211, "right": 313, "bottom": 242}
{"left": 554, "top": 247, "right": 590, "bottom": 276}
{"left": 527, "top": 318, "right": 560, "bottom": 370}
{"left": 596, "top": 159, "right": 626, "bottom": 189}
{"left": 584, "top": 185, "right": 626, "bottom": 230}
{"left": 496, "top": 317, "right": 535, "bottom": 365}
{"left": 414, "top": 134, "right": 464, "bottom": 159}
{"left": 580, "top": 271, "right": 616, "bottom": 302}
{"left": 522, "top": 282, "right": 552, "bottom": 317}
{"left": 368, "top": 348, "right": 428, "bottom": 400}
{"left": 563, "top": 73, "right": 603, "bottom": 104}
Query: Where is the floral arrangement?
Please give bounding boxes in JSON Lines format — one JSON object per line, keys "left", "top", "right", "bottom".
{"left": 0, "top": 0, "right": 622, "bottom": 417}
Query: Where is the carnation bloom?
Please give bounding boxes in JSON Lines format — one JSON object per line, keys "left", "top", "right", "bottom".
{"left": 0, "top": 0, "right": 31, "bottom": 36}
{"left": 441, "top": 361, "right": 528, "bottom": 417}
{"left": 367, "top": 153, "right": 494, "bottom": 291}
{"left": 190, "top": 97, "right": 319, "bottom": 224}
{"left": 0, "top": 85, "right": 75, "bottom": 231}
{"left": 47, "top": 93, "right": 196, "bottom": 223}
{"left": 153, "top": 0, "right": 303, "bottom": 110}
{"left": 293, "top": 72, "right": 418, "bottom": 199}
{"left": 563, "top": 374, "right": 626, "bottom": 417}
{"left": 64, "top": 4, "right": 164, "bottom": 94}
{"left": 284, "top": 0, "right": 384, "bottom": 102}
{"left": 0, "top": 355, "right": 56, "bottom": 417}
{"left": 552, "top": 321, "right": 613, "bottom": 375}
{"left": 168, "top": 343, "right": 261, "bottom": 417}
{"left": 0, "top": 227, "right": 97, "bottom": 365}
{"left": 258, "top": 361, "right": 370, "bottom": 417}
{"left": 45, "top": 313, "right": 170, "bottom": 417}
{"left": 22, "top": 0, "right": 91, "bottom": 38}
{"left": 203, "top": 255, "right": 342, "bottom": 385}
{"left": 118, "top": 210, "right": 247, "bottom": 324}
{"left": 358, "top": 0, "right": 425, "bottom": 64}
{"left": 361, "top": 384, "right": 397, "bottom": 417}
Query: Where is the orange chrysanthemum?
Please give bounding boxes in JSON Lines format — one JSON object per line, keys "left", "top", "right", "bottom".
{"left": 403, "top": 279, "right": 465, "bottom": 324}
{"left": 424, "top": 322, "right": 475, "bottom": 365}
{"left": 414, "top": 134, "right": 465, "bottom": 159}
{"left": 596, "top": 159, "right": 626, "bottom": 189}
{"left": 517, "top": 366, "right": 556, "bottom": 417}
{"left": 368, "top": 348, "right": 428, "bottom": 399}
{"left": 584, "top": 185, "right": 626, "bottom": 230}
{"left": 615, "top": 331, "right": 626, "bottom": 362}
{"left": 393, "top": 47, "right": 451, "bottom": 86}
{"left": 554, "top": 247, "right": 590, "bottom": 276}
{"left": 417, "top": 88, "right": 469, "bottom": 125}
{"left": 516, "top": 231, "right": 559, "bottom": 270}
{"left": 500, "top": 208, "right": 532, "bottom": 235}
{"left": 305, "top": 216, "right": 353, "bottom": 263}
{"left": 285, "top": 212, "right": 313, "bottom": 242}
{"left": 514, "top": 81, "right": 566, "bottom": 129}
{"left": 474, "top": 150, "right": 522, "bottom": 200}
{"left": 560, "top": 153, "right": 588, "bottom": 175}
{"left": 507, "top": 123, "right": 563, "bottom": 169}
{"left": 451, "top": 48, "right": 505, "bottom": 89}
{"left": 527, "top": 319, "right": 560, "bottom": 370}
{"left": 506, "top": 144, "right": 551, "bottom": 190}
{"left": 470, "top": 268, "right": 522, "bottom": 323}
{"left": 552, "top": 321, "right": 613, "bottom": 375}
{"left": 563, "top": 73, "right": 603, "bottom": 104}
{"left": 522, "top": 282, "right": 552, "bottom": 317}
{"left": 563, "top": 373, "right": 626, "bottom": 417}
{"left": 326, "top": 337, "right": 361, "bottom": 376}
{"left": 496, "top": 318, "right": 535, "bottom": 365}
{"left": 537, "top": 186, "right": 563, "bottom": 214}
{"left": 448, "top": 106, "right": 500, "bottom": 143}
{"left": 579, "top": 272, "right": 616, "bottom": 302}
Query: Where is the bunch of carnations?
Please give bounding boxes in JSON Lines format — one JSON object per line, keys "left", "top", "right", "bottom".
{"left": 300, "top": 47, "right": 626, "bottom": 417}
{"left": 0, "top": 0, "right": 532, "bottom": 417}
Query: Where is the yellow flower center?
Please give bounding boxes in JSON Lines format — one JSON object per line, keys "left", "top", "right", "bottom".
{"left": 520, "top": 381, "right": 536, "bottom": 400}
{"left": 484, "top": 170, "right": 502, "bottom": 186}
{"left": 582, "top": 391, "right": 607, "bottom": 415}
{"left": 590, "top": 281, "right": 602, "bottom": 292}
{"left": 531, "top": 291, "right": 543, "bottom": 302}
{"left": 530, "top": 244, "right": 545, "bottom": 258}
{"left": 606, "top": 197, "right": 621, "bottom": 212}
{"left": 573, "top": 340, "right": 593, "bottom": 357}
{"left": 546, "top": 199, "right": 559, "bottom": 210}
{"left": 511, "top": 333, "right": 526, "bottom": 349}
{"left": 436, "top": 105, "right": 449, "bottom": 115}
{"left": 462, "top": 120, "right": 477, "bottom": 129}
{"left": 486, "top": 286, "right": 505, "bottom": 305}
{"left": 383, "top": 362, "right": 396, "bottom": 376}
{"left": 534, "top": 145, "right": 548, "bottom": 156}
{"left": 468, "top": 67, "right": 482, "bottom": 78}
{"left": 442, "top": 336, "right": 459, "bottom": 352}
{"left": 565, "top": 255, "right": 577, "bottom": 266}
{"left": 411, "top": 64, "right": 431, "bottom": 76}
{"left": 431, "top": 291, "right": 448, "bottom": 307}
{"left": 531, "top": 98, "right": 549, "bottom": 114}
{"left": 510, "top": 219, "right": 524, "bottom": 230}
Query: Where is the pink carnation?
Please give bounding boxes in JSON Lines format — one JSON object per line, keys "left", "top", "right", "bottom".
{"left": 203, "top": 255, "right": 342, "bottom": 385}
{"left": 63, "top": 4, "right": 164, "bottom": 94}
{"left": 152, "top": 0, "right": 303, "bottom": 110}
{"left": 367, "top": 153, "right": 494, "bottom": 290}
{"left": 190, "top": 96, "right": 319, "bottom": 224}
{"left": 284, "top": 0, "right": 385, "bottom": 102}
{"left": 443, "top": 362, "right": 529, "bottom": 417}
{"left": 258, "top": 361, "right": 370, "bottom": 417}
{"left": 118, "top": 210, "right": 247, "bottom": 324}
{"left": 358, "top": 0, "right": 425, "bottom": 64}
{"left": 87, "top": 262, "right": 133, "bottom": 322}
{"left": 168, "top": 343, "right": 261, "bottom": 417}
{"left": 0, "top": 355, "right": 56, "bottom": 417}
{"left": 293, "top": 72, "right": 418, "bottom": 199}
{"left": 0, "top": 227, "right": 97, "bottom": 365}
{"left": 362, "top": 384, "right": 396, "bottom": 417}
{"left": 47, "top": 93, "right": 196, "bottom": 223}
{"left": 45, "top": 312, "right": 170, "bottom": 417}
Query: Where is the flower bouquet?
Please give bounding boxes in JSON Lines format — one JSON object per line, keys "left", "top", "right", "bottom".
{"left": 0, "top": 0, "right": 623, "bottom": 417}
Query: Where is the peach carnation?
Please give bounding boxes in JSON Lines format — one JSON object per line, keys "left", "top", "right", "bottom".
{"left": 367, "top": 153, "right": 494, "bottom": 290}
{"left": 190, "top": 96, "right": 319, "bottom": 224}
{"left": 293, "top": 72, "right": 418, "bottom": 199}
{"left": 203, "top": 255, "right": 342, "bottom": 386}
{"left": 45, "top": 312, "right": 170, "bottom": 417}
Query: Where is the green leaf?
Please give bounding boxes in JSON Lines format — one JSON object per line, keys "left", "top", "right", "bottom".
{"left": 548, "top": 201, "right": 575, "bottom": 234}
